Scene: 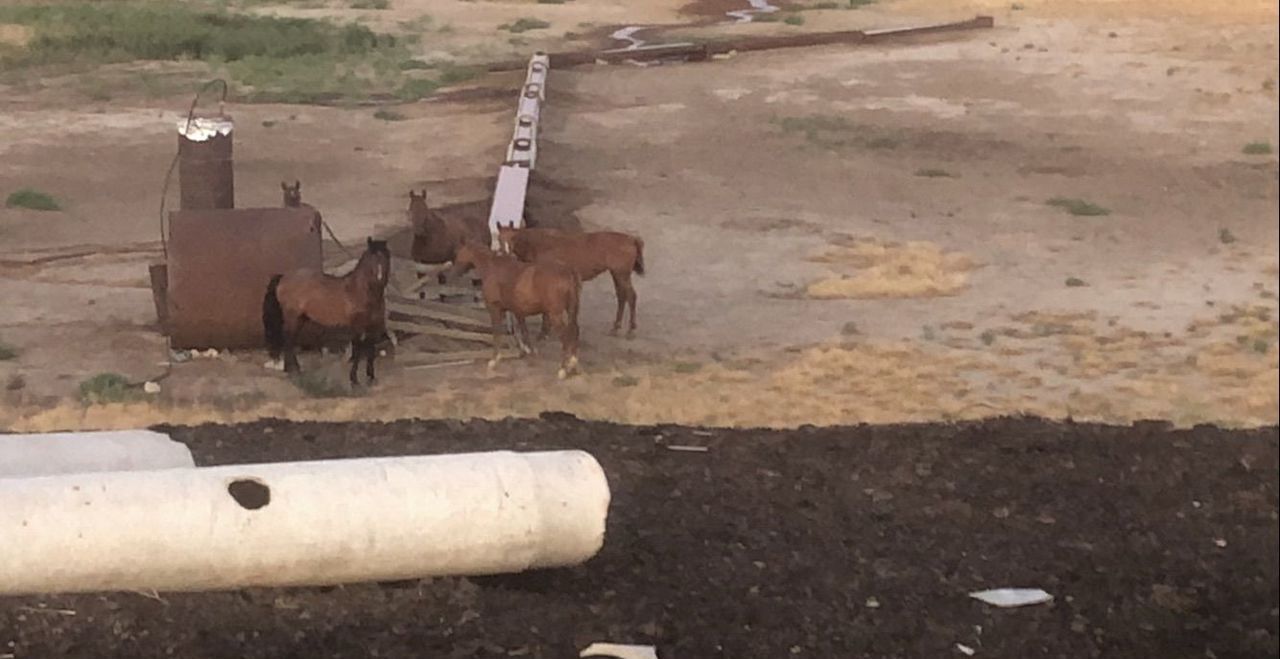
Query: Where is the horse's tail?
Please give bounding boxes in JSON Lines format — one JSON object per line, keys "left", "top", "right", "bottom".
{"left": 632, "top": 236, "right": 646, "bottom": 276}
{"left": 263, "top": 274, "right": 286, "bottom": 359}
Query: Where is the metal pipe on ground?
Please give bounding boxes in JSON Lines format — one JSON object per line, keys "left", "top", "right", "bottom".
{"left": 486, "top": 15, "right": 995, "bottom": 72}
{"left": 0, "top": 450, "right": 610, "bottom": 595}
{"left": 0, "top": 430, "right": 195, "bottom": 479}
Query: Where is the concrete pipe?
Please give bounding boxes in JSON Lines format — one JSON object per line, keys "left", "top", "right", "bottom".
{"left": 0, "top": 450, "right": 610, "bottom": 595}
{"left": 0, "top": 430, "right": 195, "bottom": 479}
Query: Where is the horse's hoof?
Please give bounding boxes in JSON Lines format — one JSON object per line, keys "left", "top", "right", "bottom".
{"left": 557, "top": 368, "right": 567, "bottom": 380}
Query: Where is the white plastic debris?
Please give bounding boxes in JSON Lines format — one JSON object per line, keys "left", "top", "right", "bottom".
{"left": 263, "top": 359, "right": 285, "bottom": 372}
{"left": 665, "top": 445, "right": 708, "bottom": 453}
{"left": 176, "top": 116, "right": 233, "bottom": 142}
{"left": 956, "top": 643, "right": 976, "bottom": 656}
{"left": 580, "top": 643, "right": 659, "bottom": 659}
{"left": 969, "top": 588, "right": 1053, "bottom": 608}
{"left": 142, "top": 381, "right": 161, "bottom": 394}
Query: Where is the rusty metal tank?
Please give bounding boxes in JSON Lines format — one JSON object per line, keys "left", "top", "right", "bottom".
{"left": 165, "top": 207, "right": 322, "bottom": 349}
{"left": 177, "top": 115, "right": 235, "bottom": 210}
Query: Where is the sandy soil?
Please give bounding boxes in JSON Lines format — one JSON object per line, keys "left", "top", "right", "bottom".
{"left": 1, "top": 0, "right": 1277, "bottom": 430}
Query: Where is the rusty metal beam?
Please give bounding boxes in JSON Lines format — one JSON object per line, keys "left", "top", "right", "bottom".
{"left": 487, "top": 15, "right": 994, "bottom": 72}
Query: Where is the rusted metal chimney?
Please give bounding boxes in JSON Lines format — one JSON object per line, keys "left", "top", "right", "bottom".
{"left": 176, "top": 113, "right": 235, "bottom": 210}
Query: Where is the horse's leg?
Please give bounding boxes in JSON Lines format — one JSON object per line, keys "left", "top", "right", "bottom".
{"left": 487, "top": 306, "right": 506, "bottom": 371}
{"left": 621, "top": 272, "right": 639, "bottom": 339}
{"left": 348, "top": 334, "right": 362, "bottom": 386}
{"left": 552, "top": 310, "right": 578, "bottom": 379}
{"left": 364, "top": 334, "right": 378, "bottom": 384}
{"left": 515, "top": 316, "right": 534, "bottom": 356}
{"left": 538, "top": 313, "right": 550, "bottom": 341}
{"left": 284, "top": 315, "right": 307, "bottom": 373}
{"left": 609, "top": 271, "right": 626, "bottom": 337}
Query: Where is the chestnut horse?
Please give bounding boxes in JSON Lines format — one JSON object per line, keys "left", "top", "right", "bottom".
{"left": 263, "top": 238, "right": 391, "bottom": 385}
{"left": 496, "top": 223, "right": 645, "bottom": 338}
{"left": 438, "top": 241, "right": 581, "bottom": 378}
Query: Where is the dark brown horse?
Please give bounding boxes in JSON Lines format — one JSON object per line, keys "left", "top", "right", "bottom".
{"left": 408, "top": 189, "right": 491, "bottom": 265}
{"left": 438, "top": 241, "right": 581, "bottom": 378}
{"left": 263, "top": 238, "right": 391, "bottom": 386}
{"left": 496, "top": 223, "right": 645, "bottom": 338}
{"left": 281, "top": 180, "right": 321, "bottom": 221}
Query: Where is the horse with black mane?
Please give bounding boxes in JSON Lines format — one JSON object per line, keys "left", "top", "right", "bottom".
{"left": 262, "top": 238, "right": 391, "bottom": 386}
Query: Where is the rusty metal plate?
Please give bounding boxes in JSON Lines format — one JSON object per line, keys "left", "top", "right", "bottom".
{"left": 166, "top": 207, "right": 322, "bottom": 349}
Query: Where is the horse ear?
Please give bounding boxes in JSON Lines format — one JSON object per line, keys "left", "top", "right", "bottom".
{"left": 281, "top": 181, "right": 288, "bottom": 191}
{"left": 295, "top": 180, "right": 301, "bottom": 190}
{"left": 367, "top": 236, "right": 374, "bottom": 248}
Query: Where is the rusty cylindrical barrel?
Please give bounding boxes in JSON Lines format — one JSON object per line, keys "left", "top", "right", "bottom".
{"left": 177, "top": 115, "right": 235, "bottom": 210}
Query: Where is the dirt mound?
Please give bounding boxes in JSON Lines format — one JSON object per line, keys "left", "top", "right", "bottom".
{"left": 2, "top": 417, "right": 1275, "bottom": 658}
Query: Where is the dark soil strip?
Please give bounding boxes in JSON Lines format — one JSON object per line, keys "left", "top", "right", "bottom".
{"left": 1, "top": 417, "right": 1276, "bottom": 658}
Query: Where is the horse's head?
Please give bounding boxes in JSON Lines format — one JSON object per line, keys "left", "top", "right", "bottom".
{"left": 438, "top": 239, "right": 488, "bottom": 285}
{"left": 407, "top": 189, "right": 430, "bottom": 230}
{"left": 281, "top": 180, "right": 302, "bottom": 207}
{"left": 495, "top": 222, "right": 520, "bottom": 254}
{"left": 360, "top": 237, "right": 392, "bottom": 290}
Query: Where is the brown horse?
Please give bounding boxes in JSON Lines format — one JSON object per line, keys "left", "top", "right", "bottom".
{"left": 438, "top": 241, "right": 581, "bottom": 379}
{"left": 281, "top": 180, "right": 321, "bottom": 221}
{"left": 408, "top": 189, "right": 491, "bottom": 265}
{"left": 263, "top": 238, "right": 392, "bottom": 386}
{"left": 496, "top": 223, "right": 645, "bottom": 338}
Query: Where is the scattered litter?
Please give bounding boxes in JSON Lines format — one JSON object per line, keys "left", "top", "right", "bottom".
{"left": 263, "top": 359, "right": 285, "bottom": 372}
{"left": 142, "top": 381, "right": 161, "bottom": 394}
{"left": 956, "top": 643, "right": 976, "bottom": 656}
{"left": 1214, "top": 538, "right": 1227, "bottom": 548}
{"left": 1192, "top": 500, "right": 1202, "bottom": 508}
{"left": 579, "top": 643, "right": 658, "bottom": 659}
{"left": 692, "top": 430, "right": 714, "bottom": 437}
{"left": 170, "top": 349, "right": 192, "bottom": 363}
{"left": 969, "top": 588, "right": 1053, "bottom": 608}
{"left": 864, "top": 596, "right": 881, "bottom": 609}
{"left": 666, "top": 445, "right": 709, "bottom": 453}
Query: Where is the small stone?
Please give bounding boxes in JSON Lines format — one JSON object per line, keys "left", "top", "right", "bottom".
{"left": 865, "top": 597, "right": 881, "bottom": 609}
{"left": 143, "top": 381, "right": 161, "bottom": 394}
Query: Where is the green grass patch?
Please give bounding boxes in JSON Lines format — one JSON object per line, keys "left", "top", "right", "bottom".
{"left": 612, "top": 375, "right": 639, "bottom": 387}
{"left": 437, "top": 63, "right": 479, "bottom": 85}
{"left": 290, "top": 372, "right": 352, "bottom": 398}
{"left": 0, "top": 3, "right": 386, "bottom": 67}
{"left": 1242, "top": 141, "right": 1273, "bottom": 155}
{"left": 0, "top": 3, "right": 442, "bottom": 104}
{"left": 79, "top": 373, "right": 138, "bottom": 404}
{"left": 783, "top": 14, "right": 806, "bottom": 25}
{"left": 536, "top": 0, "right": 567, "bottom": 4}
{"left": 0, "top": 341, "right": 17, "bottom": 361}
{"left": 1219, "top": 228, "right": 1237, "bottom": 244}
{"left": 1065, "top": 277, "right": 1088, "bottom": 287}
{"left": 350, "top": 0, "right": 389, "bottom": 8}
{"left": 847, "top": 0, "right": 876, "bottom": 7}
{"left": 1046, "top": 197, "right": 1110, "bottom": 216}
{"left": 774, "top": 115, "right": 902, "bottom": 150}
{"left": 373, "top": 108, "right": 406, "bottom": 121}
{"left": 979, "top": 330, "right": 997, "bottom": 346}
{"left": 500, "top": 18, "right": 551, "bottom": 33}
{"left": 673, "top": 362, "right": 703, "bottom": 374}
{"left": 5, "top": 188, "right": 61, "bottom": 211}
{"left": 801, "top": 2, "right": 841, "bottom": 9}
{"left": 914, "top": 168, "right": 957, "bottom": 178}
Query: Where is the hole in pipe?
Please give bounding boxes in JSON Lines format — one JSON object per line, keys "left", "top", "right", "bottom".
{"left": 228, "top": 478, "right": 271, "bottom": 510}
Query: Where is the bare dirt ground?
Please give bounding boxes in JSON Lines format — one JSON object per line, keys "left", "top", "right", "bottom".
{"left": 1, "top": 417, "right": 1277, "bottom": 658}
{"left": 2, "top": 0, "right": 1278, "bottom": 431}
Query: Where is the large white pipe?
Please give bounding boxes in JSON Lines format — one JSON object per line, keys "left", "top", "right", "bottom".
{"left": 0, "top": 430, "right": 195, "bottom": 479}
{"left": 0, "top": 450, "right": 610, "bottom": 594}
